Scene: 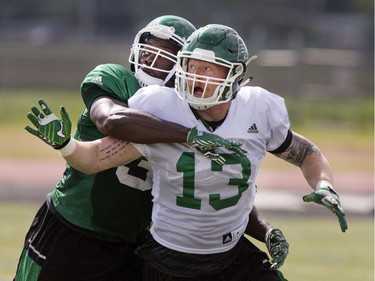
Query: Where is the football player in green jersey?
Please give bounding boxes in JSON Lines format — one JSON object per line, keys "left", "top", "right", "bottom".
{"left": 14, "top": 15, "right": 199, "bottom": 281}
{"left": 18, "top": 18, "right": 289, "bottom": 281}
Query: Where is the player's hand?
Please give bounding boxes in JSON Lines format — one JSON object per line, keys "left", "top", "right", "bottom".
{"left": 187, "top": 127, "right": 247, "bottom": 164}
{"left": 265, "top": 228, "right": 289, "bottom": 270}
{"left": 25, "top": 99, "right": 72, "bottom": 149}
{"left": 303, "top": 182, "right": 348, "bottom": 232}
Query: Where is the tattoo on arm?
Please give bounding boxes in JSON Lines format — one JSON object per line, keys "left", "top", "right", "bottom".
{"left": 276, "top": 133, "right": 318, "bottom": 167}
{"left": 99, "top": 139, "right": 129, "bottom": 162}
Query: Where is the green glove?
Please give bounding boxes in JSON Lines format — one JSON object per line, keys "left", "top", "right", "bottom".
{"left": 265, "top": 228, "right": 289, "bottom": 270}
{"left": 25, "top": 99, "right": 72, "bottom": 149}
{"left": 303, "top": 181, "right": 348, "bottom": 232}
{"left": 187, "top": 127, "right": 247, "bottom": 164}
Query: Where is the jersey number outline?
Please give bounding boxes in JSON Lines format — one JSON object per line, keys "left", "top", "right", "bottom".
{"left": 115, "top": 158, "right": 152, "bottom": 191}
{"left": 176, "top": 152, "right": 251, "bottom": 210}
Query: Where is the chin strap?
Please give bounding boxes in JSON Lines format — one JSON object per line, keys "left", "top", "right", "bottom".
{"left": 135, "top": 69, "right": 165, "bottom": 87}
{"left": 246, "top": 55, "right": 258, "bottom": 66}
{"left": 240, "top": 55, "right": 258, "bottom": 87}
{"left": 135, "top": 67, "right": 176, "bottom": 88}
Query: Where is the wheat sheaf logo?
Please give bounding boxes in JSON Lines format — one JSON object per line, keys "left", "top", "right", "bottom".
{"left": 237, "top": 39, "right": 248, "bottom": 61}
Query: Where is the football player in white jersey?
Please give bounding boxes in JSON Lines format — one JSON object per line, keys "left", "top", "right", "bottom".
{"left": 25, "top": 24, "right": 347, "bottom": 281}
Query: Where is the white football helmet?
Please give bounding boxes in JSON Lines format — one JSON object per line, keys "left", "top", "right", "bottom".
{"left": 129, "top": 15, "right": 196, "bottom": 87}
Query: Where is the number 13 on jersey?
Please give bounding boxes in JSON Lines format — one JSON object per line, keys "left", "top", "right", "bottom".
{"left": 176, "top": 152, "right": 251, "bottom": 211}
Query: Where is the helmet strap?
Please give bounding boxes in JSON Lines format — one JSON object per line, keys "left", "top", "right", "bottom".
{"left": 135, "top": 69, "right": 165, "bottom": 87}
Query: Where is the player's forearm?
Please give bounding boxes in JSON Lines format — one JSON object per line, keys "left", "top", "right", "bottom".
{"left": 61, "top": 137, "right": 139, "bottom": 174}
{"left": 60, "top": 139, "right": 103, "bottom": 174}
{"left": 300, "top": 151, "right": 334, "bottom": 189}
{"left": 101, "top": 108, "right": 190, "bottom": 144}
{"left": 244, "top": 206, "right": 273, "bottom": 243}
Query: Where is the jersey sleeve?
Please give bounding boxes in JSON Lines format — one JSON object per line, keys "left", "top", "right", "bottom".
{"left": 128, "top": 85, "right": 169, "bottom": 114}
{"left": 131, "top": 143, "right": 148, "bottom": 158}
{"left": 80, "top": 64, "right": 140, "bottom": 112}
{"left": 263, "top": 90, "right": 291, "bottom": 151}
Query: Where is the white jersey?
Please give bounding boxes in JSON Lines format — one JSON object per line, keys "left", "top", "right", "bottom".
{"left": 128, "top": 85, "right": 290, "bottom": 254}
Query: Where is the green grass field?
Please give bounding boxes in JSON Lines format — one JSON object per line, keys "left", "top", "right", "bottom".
{"left": 1, "top": 203, "right": 373, "bottom": 281}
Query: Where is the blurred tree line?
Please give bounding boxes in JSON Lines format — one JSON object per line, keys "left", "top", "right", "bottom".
{"left": 0, "top": 0, "right": 373, "bottom": 99}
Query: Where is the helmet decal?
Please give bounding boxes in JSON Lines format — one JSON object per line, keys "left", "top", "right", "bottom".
{"left": 237, "top": 38, "right": 249, "bottom": 61}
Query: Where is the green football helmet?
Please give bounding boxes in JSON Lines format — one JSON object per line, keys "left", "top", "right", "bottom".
{"left": 176, "top": 24, "right": 255, "bottom": 110}
{"left": 129, "top": 15, "right": 196, "bottom": 87}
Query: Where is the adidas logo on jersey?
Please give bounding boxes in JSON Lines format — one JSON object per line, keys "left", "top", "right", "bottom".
{"left": 247, "top": 123, "right": 259, "bottom": 133}
{"left": 223, "top": 233, "right": 232, "bottom": 244}
{"left": 223, "top": 226, "right": 242, "bottom": 244}
{"left": 90, "top": 76, "right": 103, "bottom": 86}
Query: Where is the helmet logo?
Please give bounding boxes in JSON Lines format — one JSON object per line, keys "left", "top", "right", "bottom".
{"left": 191, "top": 48, "right": 216, "bottom": 59}
{"left": 237, "top": 38, "right": 248, "bottom": 61}
{"left": 149, "top": 24, "right": 175, "bottom": 40}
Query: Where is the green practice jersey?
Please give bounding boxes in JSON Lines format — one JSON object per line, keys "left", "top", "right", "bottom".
{"left": 50, "top": 64, "right": 153, "bottom": 242}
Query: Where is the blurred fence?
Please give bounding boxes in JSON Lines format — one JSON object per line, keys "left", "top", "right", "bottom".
{"left": 0, "top": 42, "right": 131, "bottom": 90}
{"left": 0, "top": 42, "right": 372, "bottom": 100}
